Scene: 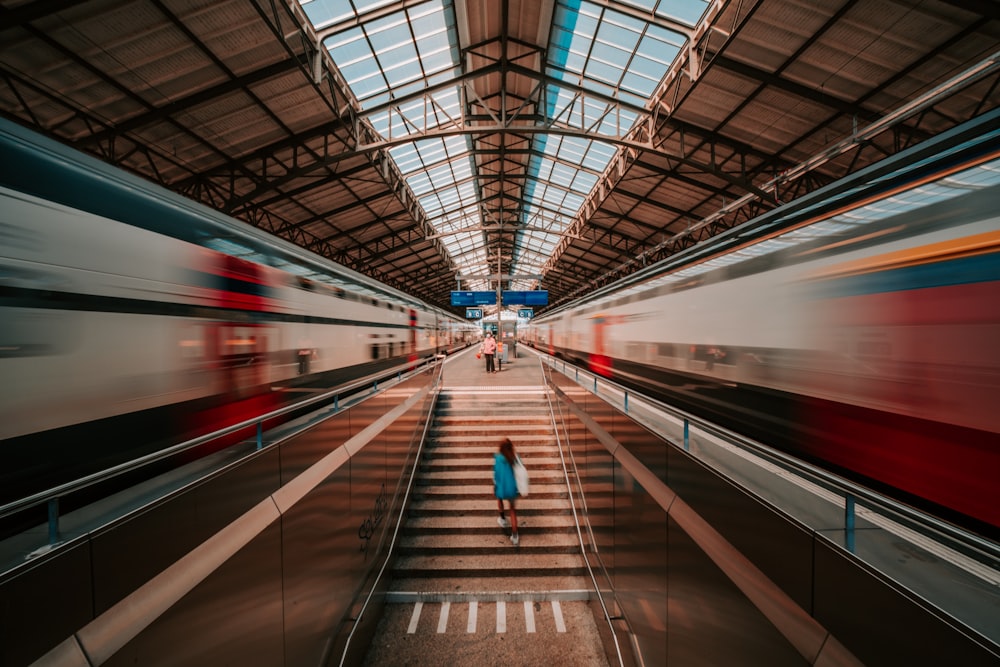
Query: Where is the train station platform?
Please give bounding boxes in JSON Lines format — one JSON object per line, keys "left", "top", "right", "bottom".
{"left": 4, "top": 344, "right": 998, "bottom": 666}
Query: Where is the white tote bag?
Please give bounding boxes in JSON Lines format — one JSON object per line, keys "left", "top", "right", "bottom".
{"left": 513, "top": 456, "right": 530, "bottom": 497}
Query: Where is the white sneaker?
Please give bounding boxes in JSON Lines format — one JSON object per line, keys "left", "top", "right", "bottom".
{"left": 510, "top": 533, "right": 519, "bottom": 546}
{"left": 497, "top": 516, "right": 510, "bottom": 528}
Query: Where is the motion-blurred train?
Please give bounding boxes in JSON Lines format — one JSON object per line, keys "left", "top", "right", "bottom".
{"left": 522, "top": 110, "right": 1000, "bottom": 537}
{"left": 0, "top": 117, "right": 475, "bottom": 504}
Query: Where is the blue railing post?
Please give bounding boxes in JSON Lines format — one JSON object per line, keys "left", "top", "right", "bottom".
{"left": 845, "top": 495, "right": 856, "bottom": 553}
{"left": 624, "top": 390, "right": 629, "bottom": 414}
{"left": 334, "top": 395, "right": 339, "bottom": 410}
{"left": 593, "top": 377, "right": 598, "bottom": 393}
{"left": 373, "top": 380, "right": 378, "bottom": 393}
{"left": 683, "top": 420, "right": 690, "bottom": 452}
{"left": 47, "top": 498, "right": 60, "bottom": 545}
{"left": 256, "top": 421, "right": 263, "bottom": 450}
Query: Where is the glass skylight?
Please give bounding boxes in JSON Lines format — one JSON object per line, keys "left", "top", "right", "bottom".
{"left": 303, "top": 0, "right": 710, "bottom": 302}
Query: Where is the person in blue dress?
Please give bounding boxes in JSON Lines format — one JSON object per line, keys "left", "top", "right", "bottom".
{"left": 493, "top": 437, "right": 520, "bottom": 545}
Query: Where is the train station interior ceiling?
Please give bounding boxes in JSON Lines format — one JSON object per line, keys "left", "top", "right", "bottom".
{"left": 1, "top": 0, "right": 998, "bottom": 314}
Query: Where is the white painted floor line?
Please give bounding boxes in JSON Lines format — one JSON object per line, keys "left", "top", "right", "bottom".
{"left": 524, "top": 601, "right": 536, "bottom": 633}
{"left": 407, "top": 601, "right": 423, "bottom": 634}
{"left": 467, "top": 601, "right": 478, "bottom": 633}
{"left": 496, "top": 600, "right": 507, "bottom": 633}
{"left": 437, "top": 601, "right": 450, "bottom": 633}
{"left": 552, "top": 601, "right": 566, "bottom": 633}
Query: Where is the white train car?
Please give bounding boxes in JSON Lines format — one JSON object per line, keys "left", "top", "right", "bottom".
{"left": 524, "top": 110, "right": 1000, "bottom": 535}
{"left": 0, "top": 117, "right": 469, "bottom": 501}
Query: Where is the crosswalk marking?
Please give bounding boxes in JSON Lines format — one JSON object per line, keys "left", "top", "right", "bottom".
{"left": 407, "top": 601, "right": 422, "bottom": 634}
{"left": 467, "top": 601, "right": 478, "bottom": 633}
{"left": 437, "top": 601, "right": 450, "bottom": 633}
{"left": 552, "top": 601, "right": 566, "bottom": 633}
{"left": 401, "top": 601, "right": 571, "bottom": 635}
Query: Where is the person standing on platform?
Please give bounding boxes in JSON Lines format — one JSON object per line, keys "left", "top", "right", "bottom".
{"left": 493, "top": 437, "right": 520, "bottom": 545}
{"left": 481, "top": 331, "right": 497, "bottom": 373}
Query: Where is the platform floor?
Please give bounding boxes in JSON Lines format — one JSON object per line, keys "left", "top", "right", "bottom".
{"left": 442, "top": 342, "right": 543, "bottom": 388}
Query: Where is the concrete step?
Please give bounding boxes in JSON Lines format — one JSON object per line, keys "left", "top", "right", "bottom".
{"left": 397, "top": 532, "right": 581, "bottom": 555}
{"left": 421, "top": 444, "right": 556, "bottom": 458}
{"left": 412, "top": 488, "right": 567, "bottom": 502}
{"left": 435, "top": 404, "right": 551, "bottom": 414}
{"left": 427, "top": 434, "right": 556, "bottom": 447}
{"left": 393, "top": 553, "right": 589, "bottom": 579}
{"left": 385, "top": 576, "right": 594, "bottom": 597}
{"left": 402, "top": 515, "right": 578, "bottom": 534}
{"left": 408, "top": 500, "right": 573, "bottom": 515}
{"left": 433, "top": 414, "right": 551, "bottom": 425}
{"left": 419, "top": 457, "right": 563, "bottom": 470}
{"left": 427, "top": 430, "right": 555, "bottom": 440}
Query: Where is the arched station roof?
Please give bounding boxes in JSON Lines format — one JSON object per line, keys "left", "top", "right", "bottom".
{"left": 1, "top": 0, "right": 998, "bottom": 314}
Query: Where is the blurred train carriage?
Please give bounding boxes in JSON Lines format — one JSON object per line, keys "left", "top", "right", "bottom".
{"left": 0, "top": 117, "right": 475, "bottom": 504}
{"left": 521, "top": 110, "right": 1000, "bottom": 537}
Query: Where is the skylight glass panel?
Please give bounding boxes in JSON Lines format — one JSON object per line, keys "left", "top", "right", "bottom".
{"left": 306, "top": 0, "right": 708, "bottom": 304}
{"left": 302, "top": 0, "right": 369, "bottom": 30}
{"left": 656, "top": 0, "right": 712, "bottom": 25}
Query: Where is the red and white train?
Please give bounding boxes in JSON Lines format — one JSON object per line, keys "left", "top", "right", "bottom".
{"left": 522, "top": 110, "right": 1000, "bottom": 537}
{"left": 0, "top": 117, "right": 475, "bottom": 503}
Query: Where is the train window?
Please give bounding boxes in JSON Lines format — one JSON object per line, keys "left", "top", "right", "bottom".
{"left": 657, "top": 342, "right": 676, "bottom": 357}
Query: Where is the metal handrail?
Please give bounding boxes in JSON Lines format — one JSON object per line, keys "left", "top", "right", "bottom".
{"left": 0, "top": 356, "right": 443, "bottom": 526}
{"left": 540, "top": 358, "right": 627, "bottom": 667}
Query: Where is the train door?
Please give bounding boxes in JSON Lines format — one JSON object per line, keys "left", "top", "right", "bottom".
{"left": 409, "top": 309, "right": 419, "bottom": 364}
{"left": 590, "top": 315, "right": 613, "bottom": 377}
{"left": 186, "top": 250, "right": 280, "bottom": 446}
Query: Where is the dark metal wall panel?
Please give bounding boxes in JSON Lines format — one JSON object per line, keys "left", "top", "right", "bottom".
{"left": 612, "top": 465, "right": 668, "bottom": 665}
{"left": 813, "top": 538, "right": 1000, "bottom": 666}
{"left": 281, "top": 464, "right": 357, "bottom": 666}
{"left": 349, "top": 394, "right": 390, "bottom": 439}
{"left": 103, "top": 521, "right": 285, "bottom": 667}
{"left": 332, "top": 385, "right": 432, "bottom": 666}
{"left": 282, "top": 375, "right": 432, "bottom": 665}
{"left": 609, "top": 410, "right": 669, "bottom": 483}
{"left": 5, "top": 371, "right": 436, "bottom": 666}
{"left": 0, "top": 540, "right": 93, "bottom": 667}
{"left": 279, "top": 411, "right": 353, "bottom": 483}
{"left": 90, "top": 448, "right": 282, "bottom": 614}
{"left": 553, "top": 374, "right": 810, "bottom": 665}
{"left": 664, "top": 514, "right": 805, "bottom": 666}
{"left": 666, "top": 444, "right": 815, "bottom": 611}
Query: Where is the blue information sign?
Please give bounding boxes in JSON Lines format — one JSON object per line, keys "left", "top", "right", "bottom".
{"left": 451, "top": 291, "right": 497, "bottom": 306}
{"left": 502, "top": 290, "right": 548, "bottom": 306}
{"left": 465, "top": 308, "right": 483, "bottom": 319}
{"left": 518, "top": 308, "right": 533, "bottom": 319}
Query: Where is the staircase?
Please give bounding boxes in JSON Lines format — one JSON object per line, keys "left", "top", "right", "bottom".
{"left": 390, "top": 385, "right": 592, "bottom": 597}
